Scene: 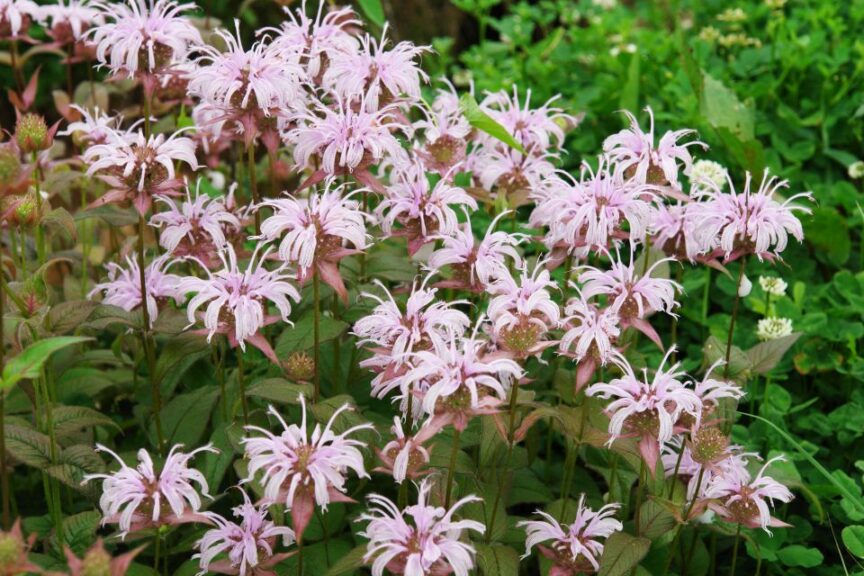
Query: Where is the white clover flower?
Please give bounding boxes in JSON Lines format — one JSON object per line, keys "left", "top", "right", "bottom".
{"left": 759, "top": 276, "right": 787, "bottom": 297}
{"left": 848, "top": 161, "right": 864, "bottom": 180}
{"left": 756, "top": 317, "right": 793, "bottom": 341}
{"left": 690, "top": 159, "right": 727, "bottom": 192}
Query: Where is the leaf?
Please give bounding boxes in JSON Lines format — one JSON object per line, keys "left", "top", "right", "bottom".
{"left": 246, "top": 378, "right": 313, "bottom": 405}
{"left": 324, "top": 545, "right": 366, "bottom": 576}
{"left": 746, "top": 333, "right": 801, "bottom": 374}
{"left": 702, "top": 335, "right": 750, "bottom": 382}
{"left": 700, "top": 73, "right": 754, "bottom": 141}
{"left": 61, "top": 511, "right": 101, "bottom": 556}
{"left": 804, "top": 207, "right": 851, "bottom": 266}
{"left": 74, "top": 204, "right": 138, "bottom": 226}
{"left": 201, "top": 426, "right": 235, "bottom": 494}
{"left": 44, "top": 301, "right": 98, "bottom": 335}
{"left": 153, "top": 332, "right": 210, "bottom": 395}
{"left": 2, "top": 336, "right": 91, "bottom": 388}
{"left": 43, "top": 207, "right": 77, "bottom": 243}
{"left": 618, "top": 51, "right": 640, "bottom": 113}
{"left": 275, "top": 315, "right": 349, "bottom": 357}
{"left": 53, "top": 405, "right": 120, "bottom": 437}
{"left": 5, "top": 424, "right": 52, "bottom": 468}
{"left": 155, "top": 387, "right": 218, "bottom": 447}
{"left": 357, "top": 0, "right": 384, "bottom": 27}
{"left": 460, "top": 93, "right": 526, "bottom": 154}
{"left": 842, "top": 525, "right": 864, "bottom": 558}
{"left": 597, "top": 532, "right": 651, "bottom": 576}
{"left": 639, "top": 500, "right": 676, "bottom": 540}
{"left": 776, "top": 545, "right": 823, "bottom": 568}
{"left": 475, "top": 544, "right": 520, "bottom": 576}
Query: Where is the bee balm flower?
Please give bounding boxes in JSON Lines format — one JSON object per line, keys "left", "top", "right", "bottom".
{"left": 704, "top": 456, "right": 794, "bottom": 532}
{"left": 359, "top": 480, "right": 484, "bottom": 576}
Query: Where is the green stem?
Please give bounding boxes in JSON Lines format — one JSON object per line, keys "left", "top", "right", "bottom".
{"left": 237, "top": 350, "right": 249, "bottom": 425}
{"left": 32, "top": 152, "right": 46, "bottom": 266}
{"left": 728, "top": 524, "right": 742, "bottom": 576}
{"left": 724, "top": 257, "right": 748, "bottom": 380}
{"left": 80, "top": 185, "right": 90, "bottom": 298}
{"left": 247, "top": 145, "right": 261, "bottom": 234}
{"left": 137, "top": 214, "right": 164, "bottom": 453}
{"left": 486, "top": 380, "right": 521, "bottom": 542}
{"left": 444, "top": 428, "right": 461, "bottom": 509}
{"left": 634, "top": 461, "right": 645, "bottom": 536}
{"left": 701, "top": 267, "right": 711, "bottom": 338}
{"left": 313, "top": 272, "right": 321, "bottom": 402}
{"left": 663, "top": 467, "right": 705, "bottom": 574}
{"left": 153, "top": 534, "right": 161, "bottom": 572}
{"left": 0, "top": 275, "right": 8, "bottom": 529}
{"left": 296, "top": 537, "right": 304, "bottom": 576}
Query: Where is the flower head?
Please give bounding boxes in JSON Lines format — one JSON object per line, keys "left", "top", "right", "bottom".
{"left": 63, "top": 539, "right": 143, "bottom": 576}
{"left": 694, "top": 171, "right": 812, "bottom": 262}
{"left": 413, "top": 81, "right": 470, "bottom": 174}
{"left": 689, "top": 159, "right": 727, "bottom": 193}
{"left": 195, "top": 490, "right": 295, "bottom": 576}
{"left": 559, "top": 292, "right": 621, "bottom": 390}
{"left": 758, "top": 276, "right": 787, "bottom": 297}
{"left": 518, "top": 495, "right": 623, "bottom": 573}
{"left": 359, "top": 480, "right": 484, "bottom": 576}
{"left": 756, "top": 317, "right": 793, "bottom": 341}
{"left": 258, "top": 179, "right": 367, "bottom": 300}
{"left": 179, "top": 244, "right": 301, "bottom": 362}
{"left": 83, "top": 444, "right": 215, "bottom": 538}
{"left": 324, "top": 25, "right": 429, "bottom": 110}
{"left": 242, "top": 396, "right": 373, "bottom": 540}
{"left": 587, "top": 349, "right": 702, "bottom": 473}
{"left": 0, "top": 0, "right": 39, "bottom": 39}
{"left": 88, "top": 0, "right": 202, "bottom": 79}
{"left": 89, "top": 254, "right": 183, "bottom": 327}
{"left": 603, "top": 106, "right": 706, "bottom": 188}
{"left": 480, "top": 87, "right": 575, "bottom": 154}
{"left": 704, "top": 456, "right": 794, "bottom": 532}
{"left": 650, "top": 201, "right": 713, "bottom": 263}
{"left": 375, "top": 417, "right": 431, "bottom": 484}
{"left": 61, "top": 105, "right": 123, "bottom": 147}
{"left": 41, "top": 0, "right": 105, "bottom": 43}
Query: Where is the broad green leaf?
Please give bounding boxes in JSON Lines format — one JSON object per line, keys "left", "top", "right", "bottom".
{"left": 155, "top": 387, "right": 218, "bottom": 447}
{"left": 246, "top": 378, "right": 313, "bottom": 405}
{"left": 53, "top": 405, "right": 120, "bottom": 437}
{"left": 43, "top": 207, "right": 77, "bottom": 243}
{"left": 618, "top": 51, "right": 640, "bottom": 113}
{"left": 476, "top": 544, "right": 520, "bottom": 576}
{"left": 275, "top": 315, "right": 349, "bottom": 357}
{"left": 804, "top": 207, "right": 851, "bottom": 266}
{"left": 842, "top": 525, "right": 864, "bottom": 558}
{"left": 60, "top": 511, "right": 101, "bottom": 556}
{"left": 700, "top": 73, "right": 754, "bottom": 141}
{"left": 2, "top": 336, "right": 91, "bottom": 388}
{"left": 460, "top": 93, "right": 526, "bottom": 154}
{"left": 598, "top": 532, "right": 650, "bottom": 576}
{"left": 357, "top": 0, "right": 384, "bottom": 27}
{"left": 5, "top": 424, "right": 52, "bottom": 468}
{"left": 44, "top": 301, "right": 98, "bottom": 335}
{"left": 153, "top": 332, "right": 210, "bottom": 395}
{"left": 639, "top": 500, "right": 676, "bottom": 540}
{"left": 776, "top": 545, "right": 823, "bottom": 568}
{"left": 324, "top": 545, "right": 367, "bottom": 576}
{"left": 746, "top": 333, "right": 801, "bottom": 374}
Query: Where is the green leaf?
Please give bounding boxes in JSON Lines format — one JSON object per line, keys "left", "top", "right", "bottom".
{"left": 700, "top": 73, "right": 754, "bottom": 141}
{"left": 776, "top": 545, "right": 823, "bottom": 568}
{"left": 155, "top": 387, "right": 218, "bottom": 447}
{"left": 639, "top": 500, "right": 676, "bottom": 540}
{"left": 842, "top": 525, "right": 864, "bottom": 558}
{"left": 324, "top": 545, "right": 367, "bottom": 576}
{"left": 460, "top": 93, "right": 526, "bottom": 154}
{"left": 804, "top": 207, "right": 851, "bottom": 266}
{"left": 476, "top": 544, "right": 520, "bottom": 576}
{"left": 5, "top": 424, "right": 52, "bottom": 468}
{"left": 53, "top": 405, "right": 120, "bottom": 437}
{"left": 2, "top": 336, "right": 91, "bottom": 388}
{"left": 618, "top": 51, "right": 640, "bottom": 113}
{"left": 74, "top": 204, "right": 138, "bottom": 226}
{"left": 153, "top": 333, "right": 210, "bottom": 395}
{"left": 598, "top": 532, "right": 651, "bottom": 576}
{"left": 275, "top": 315, "right": 349, "bottom": 357}
{"left": 43, "top": 207, "right": 77, "bottom": 243}
{"left": 746, "top": 333, "right": 801, "bottom": 374}
{"left": 246, "top": 378, "right": 313, "bottom": 405}
{"left": 357, "top": 0, "right": 384, "bottom": 27}
{"left": 60, "top": 511, "right": 101, "bottom": 556}
{"left": 44, "top": 301, "right": 98, "bottom": 335}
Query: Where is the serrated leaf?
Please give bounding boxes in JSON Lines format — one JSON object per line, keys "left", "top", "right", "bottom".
{"left": 702, "top": 335, "right": 750, "bottom": 382}
{"left": 155, "top": 387, "right": 218, "bottom": 447}
{"left": 476, "top": 543, "right": 520, "bottom": 576}
{"left": 5, "top": 424, "right": 52, "bottom": 468}
{"left": 598, "top": 532, "right": 650, "bottom": 576}
{"left": 747, "top": 333, "right": 801, "bottom": 374}
{"left": 246, "top": 378, "right": 313, "bottom": 405}
{"left": 275, "top": 315, "right": 349, "bottom": 357}
{"left": 2, "top": 336, "right": 91, "bottom": 388}
{"left": 639, "top": 500, "right": 676, "bottom": 540}
{"left": 53, "top": 405, "right": 120, "bottom": 437}
{"left": 44, "top": 300, "right": 98, "bottom": 335}
{"left": 460, "top": 93, "right": 526, "bottom": 154}
{"left": 43, "top": 207, "right": 77, "bottom": 243}
{"left": 75, "top": 204, "right": 138, "bottom": 226}
{"left": 61, "top": 511, "right": 101, "bottom": 556}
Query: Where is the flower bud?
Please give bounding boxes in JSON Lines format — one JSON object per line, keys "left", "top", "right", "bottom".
{"left": 691, "top": 426, "right": 729, "bottom": 465}
{"left": 0, "top": 146, "right": 21, "bottom": 186}
{"left": 0, "top": 533, "right": 22, "bottom": 571}
{"left": 284, "top": 351, "right": 315, "bottom": 382}
{"left": 16, "top": 113, "right": 50, "bottom": 153}
{"left": 81, "top": 545, "right": 112, "bottom": 576}
{"left": 13, "top": 191, "right": 39, "bottom": 226}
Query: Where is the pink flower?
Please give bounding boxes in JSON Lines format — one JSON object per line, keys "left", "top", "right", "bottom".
{"left": 661, "top": 438, "right": 753, "bottom": 501}
{"left": 558, "top": 292, "right": 621, "bottom": 390}
{"left": 195, "top": 490, "right": 295, "bottom": 576}
{"left": 83, "top": 126, "right": 199, "bottom": 215}
{"left": 241, "top": 396, "right": 373, "bottom": 540}
{"left": 694, "top": 170, "right": 812, "bottom": 263}
{"left": 603, "top": 106, "right": 706, "bottom": 188}
{"left": 359, "top": 479, "right": 484, "bottom": 576}
{"left": 83, "top": 443, "right": 216, "bottom": 538}
{"left": 486, "top": 261, "right": 560, "bottom": 358}
{"left": 578, "top": 248, "right": 681, "bottom": 348}
{"left": 266, "top": 1, "right": 361, "bottom": 82}
{"left": 480, "top": 87, "right": 576, "bottom": 153}
{"left": 694, "top": 359, "right": 745, "bottom": 408}
{"left": 287, "top": 93, "right": 406, "bottom": 189}
{"left": 258, "top": 179, "right": 368, "bottom": 301}
{"left": 530, "top": 160, "right": 656, "bottom": 260}
{"left": 150, "top": 180, "right": 242, "bottom": 264}
{"left": 179, "top": 244, "right": 301, "bottom": 363}
{"left": 377, "top": 161, "right": 477, "bottom": 255}
{"left": 40, "top": 0, "right": 104, "bottom": 42}
{"left": 324, "top": 25, "right": 429, "bottom": 110}
{"left": 0, "top": 0, "right": 39, "bottom": 39}
{"left": 704, "top": 456, "right": 794, "bottom": 532}
{"left": 427, "top": 211, "right": 525, "bottom": 292}
{"left": 474, "top": 147, "right": 556, "bottom": 201}
{"left": 89, "top": 254, "right": 183, "bottom": 327}
{"left": 192, "top": 23, "right": 302, "bottom": 113}
{"left": 61, "top": 105, "right": 123, "bottom": 146}
{"left": 651, "top": 201, "right": 712, "bottom": 263}
{"left": 586, "top": 348, "right": 702, "bottom": 473}
{"left": 517, "top": 495, "right": 623, "bottom": 574}
{"left": 413, "top": 81, "right": 470, "bottom": 174}
{"left": 374, "top": 417, "right": 431, "bottom": 484}
{"left": 403, "top": 326, "right": 523, "bottom": 432}
{"left": 88, "top": 0, "right": 202, "bottom": 78}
